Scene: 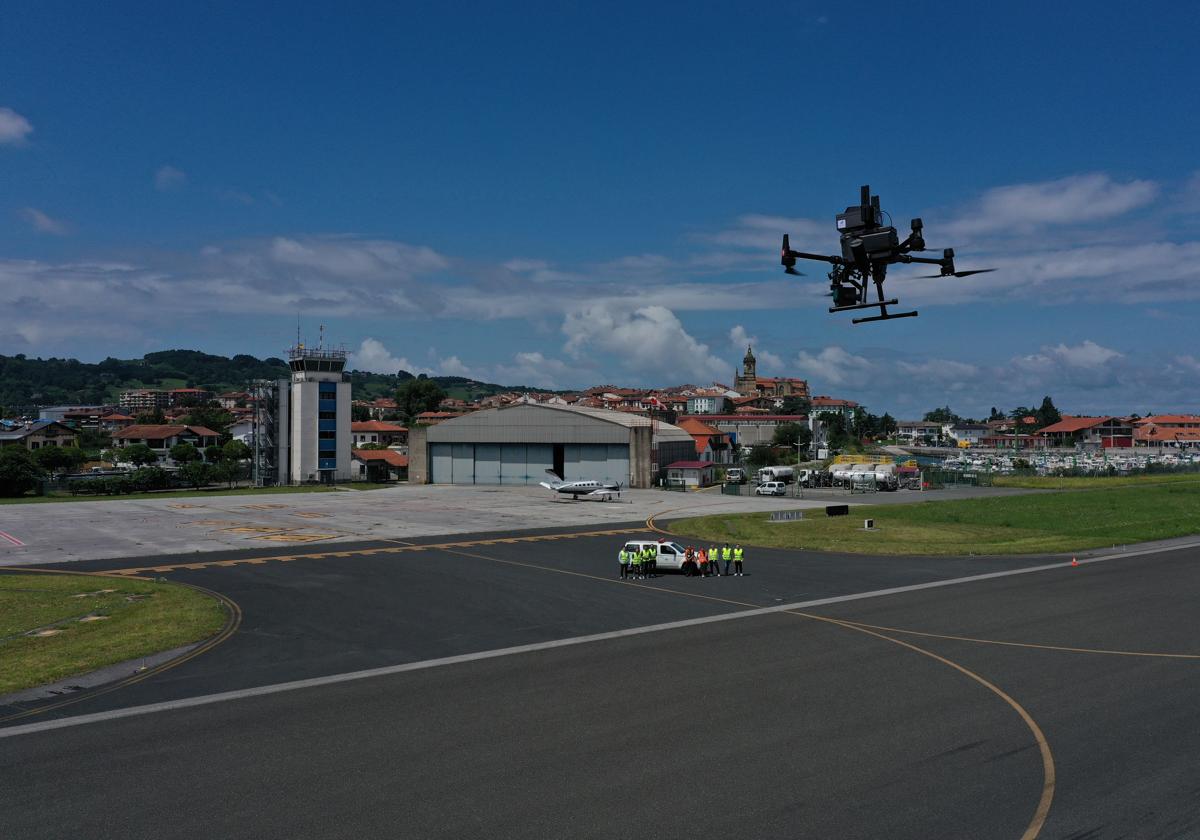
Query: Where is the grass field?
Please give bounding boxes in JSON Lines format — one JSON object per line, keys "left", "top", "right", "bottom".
{"left": 0, "top": 483, "right": 394, "bottom": 505}
{"left": 0, "top": 573, "right": 226, "bottom": 695}
{"left": 991, "top": 473, "right": 1200, "bottom": 490}
{"left": 669, "top": 482, "right": 1200, "bottom": 555}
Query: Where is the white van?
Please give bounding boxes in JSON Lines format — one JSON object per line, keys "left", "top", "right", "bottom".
{"left": 620, "top": 540, "right": 692, "bottom": 573}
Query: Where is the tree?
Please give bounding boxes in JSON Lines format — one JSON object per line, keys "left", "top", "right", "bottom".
{"left": 121, "top": 443, "right": 159, "bottom": 467}
{"left": 778, "top": 396, "right": 811, "bottom": 416}
{"left": 988, "top": 406, "right": 1006, "bottom": 422}
{"left": 204, "top": 444, "right": 223, "bottom": 463}
{"left": 212, "top": 460, "right": 239, "bottom": 489}
{"left": 396, "top": 378, "right": 446, "bottom": 422}
{"left": 923, "top": 405, "right": 961, "bottom": 424}
{"left": 0, "top": 446, "right": 45, "bottom": 497}
{"left": 745, "top": 444, "right": 774, "bottom": 470}
{"left": 351, "top": 404, "right": 372, "bottom": 422}
{"left": 221, "top": 440, "right": 251, "bottom": 462}
{"left": 169, "top": 442, "right": 201, "bottom": 463}
{"left": 878, "top": 412, "right": 898, "bottom": 437}
{"left": 822, "top": 413, "right": 851, "bottom": 450}
{"left": 135, "top": 407, "right": 166, "bottom": 424}
{"left": 179, "top": 461, "right": 212, "bottom": 489}
{"left": 33, "top": 445, "right": 86, "bottom": 475}
{"left": 1036, "top": 396, "right": 1061, "bottom": 429}
{"left": 772, "top": 422, "right": 812, "bottom": 452}
{"left": 181, "top": 406, "right": 234, "bottom": 436}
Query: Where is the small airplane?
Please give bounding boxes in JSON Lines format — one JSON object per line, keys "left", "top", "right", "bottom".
{"left": 780, "top": 184, "right": 995, "bottom": 323}
{"left": 539, "top": 469, "right": 622, "bottom": 501}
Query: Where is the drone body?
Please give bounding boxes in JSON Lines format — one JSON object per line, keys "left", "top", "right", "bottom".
{"left": 781, "top": 185, "right": 993, "bottom": 324}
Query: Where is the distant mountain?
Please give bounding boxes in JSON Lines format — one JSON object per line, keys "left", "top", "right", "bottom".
{"left": 0, "top": 350, "right": 562, "bottom": 409}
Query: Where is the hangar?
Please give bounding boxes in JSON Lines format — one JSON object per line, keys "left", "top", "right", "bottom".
{"left": 408, "top": 403, "right": 695, "bottom": 489}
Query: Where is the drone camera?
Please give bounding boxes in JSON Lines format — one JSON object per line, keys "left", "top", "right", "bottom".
{"left": 836, "top": 205, "right": 879, "bottom": 232}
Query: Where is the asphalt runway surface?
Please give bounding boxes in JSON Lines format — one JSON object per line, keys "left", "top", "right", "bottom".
{"left": 3, "top": 522, "right": 1199, "bottom": 839}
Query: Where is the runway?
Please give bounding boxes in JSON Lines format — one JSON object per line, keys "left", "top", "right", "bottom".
{"left": 3, "top": 525, "right": 1198, "bottom": 838}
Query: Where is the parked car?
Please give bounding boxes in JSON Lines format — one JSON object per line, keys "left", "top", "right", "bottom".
{"left": 755, "top": 481, "right": 787, "bottom": 496}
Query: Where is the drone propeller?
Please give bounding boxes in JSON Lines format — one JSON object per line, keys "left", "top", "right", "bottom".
{"left": 917, "top": 268, "right": 997, "bottom": 279}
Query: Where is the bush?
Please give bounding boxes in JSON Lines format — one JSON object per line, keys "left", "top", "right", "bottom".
{"left": 0, "top": 447, "right": 45, "bottom": 497}
{"left": 129, "top": 467, "right": 170, "bottom": 492}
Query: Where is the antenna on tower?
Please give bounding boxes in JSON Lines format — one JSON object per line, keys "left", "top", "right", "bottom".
{"left": 319, "top": 324, "right": 324, "bottom": 350}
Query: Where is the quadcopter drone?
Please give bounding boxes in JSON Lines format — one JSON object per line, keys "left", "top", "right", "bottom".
{"left": 780, "top": 185, "right": 994, "bottom": 324}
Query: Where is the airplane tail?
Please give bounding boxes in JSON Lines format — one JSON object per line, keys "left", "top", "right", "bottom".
{"left": 541, "top": 468, "right": 564, "bottom": 491}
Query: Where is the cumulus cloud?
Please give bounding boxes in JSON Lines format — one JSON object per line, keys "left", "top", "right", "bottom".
{"left": 943, "top": 173, "right": 1158, "bottom": 237}
{"left": 792, "top": 346, "right": 877, "bottom": 388}
{"left": 563, "top": 304, "right": 727, "bottom": 384}
{"left": 729, "top": 325, "right": 783, "bottom": 370}
{"left": 0, "top": 107, "right": 33, "bottom": 145}
{"left": 21, "top": 207, "right": 69, "bottom": 235}
{"left": 154, "top": 165, "right": 187, "bottom": 191}
{"left": 488, "top": 351, "right": 576, "bottom": 389}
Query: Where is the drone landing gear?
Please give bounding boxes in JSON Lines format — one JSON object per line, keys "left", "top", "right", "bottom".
{"left": 852, "top": 309, "right": 918, "bottom": 324}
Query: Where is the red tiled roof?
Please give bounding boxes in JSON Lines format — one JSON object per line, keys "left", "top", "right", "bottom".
{"left": 351, "top": 421, "right": 408, "bottom": 433}
{"left": 677, "top": 414, "right": 808, "bottom": 422}
{"left": 100, "top": 413, "right": 135, "bottom": 421}
{"left": 1136, "top": 415, "right": 1200, "bottom": 426}
{"left": 352, "top": 449, "right": 409, "bottom": 467}
{"left": 1037, "top": 416, "right": 1112, "bottom": 434}
{"left": 811, "top": 396, "right": 858, "bottom": 407}
{"left": 676, "top": 417, "right": 723, "bottom": 436}
{"left": 666, "top": 460, "right": 715, "bottom": 470}
{"left": 113, "top": 424, "right": 220, "bottom": 440}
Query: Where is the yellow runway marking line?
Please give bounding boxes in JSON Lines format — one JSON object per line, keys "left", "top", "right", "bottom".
{"left": 252, "top": 533, "right": 337, "bottom": 543}
{"left": 831, "top": 618, "right": 1200, "bottom": 661}
{"left": 167, "top": 503, "right": 206, "bottom": 510}
{"left": 97, "top": 527, "right": 644, "bottom": 576}
{"left": 238, "top": 504, "right": 290, "bottom": 510}
{"left": 220, "top": 526, "right": 294, "bottom": 534}
{"left": 289, "top": 512, "right": 331, "bottom": 519}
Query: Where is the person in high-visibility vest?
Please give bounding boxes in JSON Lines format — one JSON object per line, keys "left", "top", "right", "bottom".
{"left": 645, "top": 545, "right": 656, "bottom": 577}
{"left": 721, "top": 544, "right": 732, "bottom": 576}
{"left": 710, "top": 546, "right": 719, "bottom": 576}
{"left": 631, "top": 546, "right": 643, "bottom": 579}
{"left": 619, "top": 547, "right": 629, "bottom": 580}
{"left": 733, "top": 544, "right": 744, "bottom": 576}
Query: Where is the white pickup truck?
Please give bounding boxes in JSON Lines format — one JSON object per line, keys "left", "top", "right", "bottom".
{"left": 620, "top": 540, "right": 694, "bottom": 573}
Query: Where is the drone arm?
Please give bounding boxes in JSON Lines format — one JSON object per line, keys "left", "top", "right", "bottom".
{"left": 787, "top": 250, "right": 845, "bottom": 265}
{"left": 894, "top": 255, "right": 947, "bottom": 267}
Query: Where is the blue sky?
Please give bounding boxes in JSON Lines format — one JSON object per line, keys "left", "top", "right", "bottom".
{"left": 3, "top": 1, "right": 1198, "bottom": 417}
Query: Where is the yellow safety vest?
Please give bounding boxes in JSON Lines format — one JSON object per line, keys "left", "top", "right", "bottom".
{"left": 734, "top": 547, "right": 744, "bottom": 561}
{"left": 722, "top": 547, "right": 731, "bottom": 560}
{"left": 619, "top": 550, "right": 628, "bottom": 564}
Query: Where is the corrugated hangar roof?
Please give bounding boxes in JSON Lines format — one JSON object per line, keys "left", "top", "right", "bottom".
{"left": 426, "top": 402, "right": 693, "bottom": 445}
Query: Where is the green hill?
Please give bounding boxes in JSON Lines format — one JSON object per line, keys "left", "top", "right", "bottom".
{"left": 0, "top": 350, "right": 562, "bottom": 409}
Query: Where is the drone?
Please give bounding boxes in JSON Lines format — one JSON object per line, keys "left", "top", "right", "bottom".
{"left": 780, "top": 185, "right": 994, "bottom": 324}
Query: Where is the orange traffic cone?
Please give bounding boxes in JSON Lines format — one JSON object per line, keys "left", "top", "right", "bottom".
{"left": 1071, "top": 557, "right": 1079, "bottom": 567}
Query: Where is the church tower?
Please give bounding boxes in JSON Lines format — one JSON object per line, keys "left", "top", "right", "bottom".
{"left": 735, "top": 345, "right": 758, "bottom": 395}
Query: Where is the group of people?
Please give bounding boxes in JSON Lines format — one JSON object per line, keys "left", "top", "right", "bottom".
{"left": 682, "top": 543, "right": 745, "bottom": 578}
{"left": 617, "top": 543, "right": 745, "bottom": 580}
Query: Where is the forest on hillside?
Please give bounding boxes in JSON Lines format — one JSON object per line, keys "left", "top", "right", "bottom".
{"left": 0, "top": 350, "right": 552, "bottom": 408}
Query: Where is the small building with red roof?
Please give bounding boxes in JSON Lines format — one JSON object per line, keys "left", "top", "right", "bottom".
{"left": 664, "top": 460, "right": 717, "bottom": 488}
{"left": 350, "top": 420, "right": 408, "bottom": 448}
{"left": 1037, "top": 416, "right": 1133, "bottom": 448}
{"left": 352, "top": 448, "right": 409, "bottom": 481}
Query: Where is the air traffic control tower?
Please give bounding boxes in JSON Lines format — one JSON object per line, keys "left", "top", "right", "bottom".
{"left": 278, "top": 345, "right": 352, "bottom": 484}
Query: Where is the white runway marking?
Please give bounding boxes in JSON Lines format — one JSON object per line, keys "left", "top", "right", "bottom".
{"left": 3, "top": 538, "right": 1198, "bottom": 740}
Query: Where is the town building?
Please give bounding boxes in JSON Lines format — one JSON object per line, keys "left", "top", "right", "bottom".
{"left": 664, "top": 460, "right": 717, "bottom": 488}
{"left": 112, "top": 424, "right": 220, "bottom": 454}
{"left": 979, "top": 434, "right": 1049, "bottom": 451}
{"left": 119, "top": 389, "right": 172, "bottom": 412}
{"left": 947, "top": 423, "right": 989, "bottom": 445}
{"left": 1037, "top": 416, "right": 1134, "bottom": 448}
{"left": 809, "top": 396, "right": 860, "bottom": 422}
{"left": 895, "top": 420, "right": 943, "bottom": 443}
{"left": 675, "top": 417, "right": 734, "bottom": 463}
{"left": 351, "top": 420, "right": 408, "bottom": 448}
{"left": 351, "top": 449, "right": 409, "bottom": 481}
{"left": 678, "top": 414, "right": 809, "bottom": 449}
{"left": 169, "top": 388, "right": 214, "bottom": 406}
{"left": 0, "top": 420, "right": 80, "bottom": 451}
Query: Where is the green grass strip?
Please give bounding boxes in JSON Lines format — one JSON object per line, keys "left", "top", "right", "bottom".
{"left": 991, "top": 473, "right": 1200, "bottom": 490}
{"left": 669, "top": 483, "right": 1200, "bottom": 556}
{"left": 0, "top": 574, "right": 226, "bottom": 695}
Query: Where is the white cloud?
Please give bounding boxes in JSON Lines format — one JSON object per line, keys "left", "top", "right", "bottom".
{"left": 563, "top": 304, "right": 727, "bottom": 384}
{"left": 502, "top": 258, "right": 549, "bottom": 273}
{"left": 0, "top": 107, "right": 32, "bottom": 145}
{"left": 729, "top": 325, "right": 783, "bottom": 370}
{"left": 155, "top": 165, "right": 187, "bottom": 191}
{"left": 351, "top": 338, "right": 432, "bottom": 376}
{"left": 943, "top": 173, "right": 1158, "bottom": 237}
{"left": 489, "top": 351, "right": 575, "bottom": 389}
{"left": 21, "top": 207, "right": 69, "bottom": 235}
{"left": 438, "top": 355, "right": 472, "bottom": 377}
{"left": 792, "top": 346, "right": 875, "bottom": 388}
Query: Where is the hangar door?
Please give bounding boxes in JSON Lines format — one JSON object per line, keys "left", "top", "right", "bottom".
{"left": 430, "top": 443, "right": 554, "bottom": 485}
{"left": 562, "top": 444, "right": 629, "bottom": 486}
